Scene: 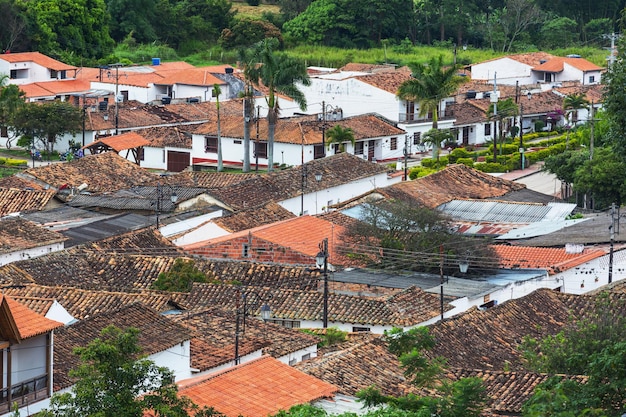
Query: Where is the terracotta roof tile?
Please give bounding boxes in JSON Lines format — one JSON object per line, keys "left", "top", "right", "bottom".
{"left": 381, "top": 164, "right": 525, "bottom": 208}
{"left": 206, "top": 153, "right": 389, "bottom": 211}
{"left": 53, "top": 303, "right": 191, "bottom": 390}
{"left": 169, "top": 171, "right": 257, "bottom": 189}
{"left": 0, "top": 187, "right": 56, "bottom": 215}
{"left": 0, "top": 216, "right": 66, "bottom": 253}
{"left": 177, "top": 356, "right": 337, "bottom": 417}
{"left": 0, "top": 175, "right": 47, "bottom": 190}
{"left": 0, "top": 295, "right": 63, "bottom": 340}
{"left": 492, "top": 244, "right": 605, "bottom": 274}
{"left": 133, "top": 126, "right": 192, "bottom": 148}
{"left": 185, "top": 283, "right": 449, "bottom": 327}
{"left": 533, "top": 57, "right": 603, "bottom": 72}
{"left": 356, "top": 67, "right": 414, "bottom": 94}
{"left": 155, "top": 67, "right": 228, "bottom": 86}
{"left": 24, "top": 152, "right": 160, "bottom": 192}
{"left": 0, "top": 52, "right": 76, "bottom": 71}
{"left": 213, "top": 202, "right": 296, "bottom": 232}
{"left": 85, "top": 131, "right": 150, "bottom": 152}
{"left": 476, "top": 52, "right": 556, "bottom": 67}
{"left": 24, "top": 79, "right": 90, "bottom": 95}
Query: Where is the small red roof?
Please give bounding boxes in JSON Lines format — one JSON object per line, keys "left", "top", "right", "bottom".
{"left": 155, "top": 68, "right": 226, "bottom": 87}
{"left": 84, "top": 132, "right": 150, "bottom": 152}
{"left": 492, "top": 245, "right": 605, "bottom": 274}
{"left": 176, "top": 356, "right": 337, "bottom": 417}
{"left": 533, "top": 57, "right": 603, "bottom": 73}
{"left": 0, "top": 295, "right": 63, "bottom": 341}
{"left": 0, "top": 52, "right": 76, "bottom": 71}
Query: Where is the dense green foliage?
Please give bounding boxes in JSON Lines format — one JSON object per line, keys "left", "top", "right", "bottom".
{"left": 11, "top": 101, "right": 82, "bottom": 154}
{"left": 520, "top": 293, "right": 626, "bottom": 416}
{"left": 41, "top": 326, "right": 221, "bottom": 417}
{"left": 152, "top": 258, "right": 209, "bottom": 292}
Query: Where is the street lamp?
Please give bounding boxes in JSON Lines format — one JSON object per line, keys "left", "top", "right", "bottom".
{"left": 234, "top": 290, "right": 272, "bottom": 365}
{"left": 519, "top": 91, "right": 531, "bottom": 169}
{"left": 439, "top": 246, "right": 470, "bottom": 321}
{"left": 319, "top": 101, "right": 342, "bottom": 159}
{"left": 316, "top": 238, "right": 329, "bottom": 328}
{"left": 105, "top": 63, "right": 124, "bottom": 135}
{"left": 155, "top": 183, "right": 178, "bottom": 229}
{"left": 315, "top": 172, "right": 322, "bottom": 214}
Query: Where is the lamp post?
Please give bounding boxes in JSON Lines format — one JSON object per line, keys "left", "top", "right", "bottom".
{"left": 300, "top": 164, "right": 307, "bottom": 216}
{"left": 106, "top": 63, "right": 124, "bottom": 135}
{"left": 234, "top": 290, "right": 271, "bottom": 365}
{"left": 519, "top": 91, "right": 531, "bottom": 169}
{"left": 439, "top": 246, "right": 470, "bottom": 321}
{"left": 255, "top": 105, "right": 260, "bottom": 173}
{"left": 315, "top": 172, "right": 322, "bottom": 214}
{"left": 155, "top": 182, "right": 178, "bottom": 229}
{"left": 319, "top": 101, "right": 342, "bottom": 159}
{"left": 316, "top": 238, "right": 329, "bottom": 328}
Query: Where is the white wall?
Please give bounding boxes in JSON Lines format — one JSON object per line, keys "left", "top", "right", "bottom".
{"left": 150, "top": 340, "right": 192, "bottom": 382}
{"left": 0, "top": 243, "right": 65, "bottom": 266}
{"left": 277, "top": 344, "right": 318, "bottom": 366}
{"left": 471, "top": 58, "right": 534, "bottom": 85}
{"left": 279, "top": 172, "right": 399, "bottom": 216}
{"left": 297, "top": 74, "right": 399, "bottom": 121}
{"left": 46, "top": 301, "right": 75, "bottom": 325}
{"left": 10, "top": 335, "right": 48, "bottom": 383}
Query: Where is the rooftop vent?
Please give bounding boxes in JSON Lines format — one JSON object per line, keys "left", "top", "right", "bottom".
{"left": 225, "top": 67, "right": 234, "bottom": 74}
{"left": 466, "top": 90, "right": 476, "bottom": 99}
{"left": 539, "top": 59, "right": 547, "bottom": 64}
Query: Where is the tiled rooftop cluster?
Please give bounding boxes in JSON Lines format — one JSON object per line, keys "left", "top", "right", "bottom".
{"left": 0, "top": 216, "right": 67, "bottom": 253}
{"left": 0, "top": 187, "right": 56, "bottom": 216}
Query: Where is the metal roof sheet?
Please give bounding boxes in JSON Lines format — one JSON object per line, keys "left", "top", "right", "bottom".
{"left": 438, "top": 200, "right": 575, "bottom": 223}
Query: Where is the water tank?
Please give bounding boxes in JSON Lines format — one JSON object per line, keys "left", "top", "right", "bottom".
{"left": 152, "top": 58, "right": 161, "bottom": 66}
{"left": 225, "top": 67, "right": 234, "bottom": 74}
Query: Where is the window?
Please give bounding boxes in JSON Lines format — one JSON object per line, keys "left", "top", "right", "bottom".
{"left": 254, "top": 142, "right": 267, "bottom": 158}
{"left": 313, "top": 144, "right": 325, "bottom": 159}
{"left": 289, "top": 358, "right": 297, "bottom": 366}
{"left": 267, "top": 319, "right": 301, "bottom": 328}
{"left": 333, "top": 143, "right": 342, "bottom": 154}
{"left": 205, "top": 136, "right": 217, "bottom": 153}
{"left": 354, "top": 141, "right": 364, "bottom": 155}
{"left": 484, "top": 123, "right": 491, "bottom": 136}
{"left": 9, "top": 70, "right": 17, "bottom": 79}
{"left": 390, "top": 137, "right": 398, "bottom": 150}
{"left": 405, "top": 101, "right": 415, "bottom": 121}
{"left": 352, "top": 326, "right": 371, "bottom": 332}
{"left": 50, "top": 70, "right": 57, "bottom": 79}
{"left": 0, "top": 127, "right": 7, "bottom": 137}
{"left": 302, "top": 353, "right": 311, "bottom": 361}
{"left": 413, "top": 132, "right": 421, "bottom": 145}
{"left": 234, "top": 140, "right": 242, "bottom": 144}
{"left": 242, "top": 244, "right": 250, "bottom": 258}
{"left": 589, "top": 75, "right": 595, "bottom": 83}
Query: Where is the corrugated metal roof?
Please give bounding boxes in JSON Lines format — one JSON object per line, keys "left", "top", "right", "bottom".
{"left": 66, "top": 186, "right": 208, "bottom": 211}
{"left": 497, "top": 218, "right": 589, "bottom": 240}
{"left": 438, "top": 200, "right": 575, "bottom": 223}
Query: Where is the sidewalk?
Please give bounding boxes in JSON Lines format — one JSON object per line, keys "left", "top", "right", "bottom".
{"left": 497, "top": 162, "right": 543, "bottom": 181}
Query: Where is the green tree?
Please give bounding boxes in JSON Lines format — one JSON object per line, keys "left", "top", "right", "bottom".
{"left": 601, "top": 35, "right": 626, "bottom": 158}
{"left": 573, "top": 147, "right": 626, "bottom": 209}
{"left": 542, "top": 149, "right": 589, "bottom": 200}
{"left": 278, "top": 0, "right": 313, "bottom": 21}
{"left": 219, "top": 18, "right": 283, "bottom": 49}
{"left": 563, "top": 93, "right": 589, "bottom": 149}
{"left": 0, "top": 0, "right": 30, "bottom": 53}
{"left": 325, "top": 125, "right": 355, "bottom": 153}
{"left": 12, "top": 101, "right": 82, "bottom": 156}
{"left": 151, "top": 258, "right": 209, "bottom": 292}
{"left": 358, "top": 327, "right": 487, "bottom": 417}
{"left": 41, "top": 326, "right": 202, "bottom": 417}
{"left": 341, "top": 199, "right": 495, "bottom": 274}
{"left": 246, "top": 38, "right": 310, "bottom": 171}
{"left": 520, "top": 293, "right": 626, "bottom": 416}
{"left": 25, "top": 0, "right": 114, "bottom": 60}
{"left": 486, "top": 97, "right": 518, "bottom": 162}
{"left": 213, "top": 83, "right": 223, "bottom": 172}
{"left": 539, "top": 17, "right": 579, "bottom": 49}
{"left": 397, "top": 56, "right": 464, "bottom": 161}
{"left": 0, "top": 75, "right": 25, "bottom": 149}
{"left": 422, "top": 128, "right": 454, "bottom": 161}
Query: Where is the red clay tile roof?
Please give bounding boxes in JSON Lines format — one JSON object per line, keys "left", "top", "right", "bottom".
{"left": 177, "top": 355, "right": 337, "bottom": 417}
{"left": 154, "top": 68, "right": 227, "bottom": 86}
{"left": 476, "top": 52, "right": 555, "bottom": 67}
{"left": 0, "top": 217, "right": 66, "bottom": 253}
{"left": 491, "top": 245, "right": 605, "bottom": 274}
{"left": 0, "top": 52, "right": 76, "bottom": 71}
{"left": 193, "top": 112, "right": 405, "bottom": 145}
{"left": 53, "top": 303, "right": 191, "bottom": 390}
{"left": 0, "top": 295, "right": 62, "bottom": 341}
{"left": 85, "top": 131, "right": 150, "bottom": 152}
{"left": 24, "top": 151, "right": 160, "bottom": 192}
{"left": 25, "top": 79, "right": 90, "bottom": 95}
{"left": 533, "top": 57, "right": 603, "bottom": 73}
{"left": 381, "top": 164, "right": 525, "bottom": 208}
{"left": 356, "top": 67, "right": 414, "bottom": 94}
{"left": 133, "top": 126, "right": 192, "bottom": 148}
{"left": 169, "top": 171, "right": 258, "bottom": 189}
{"left": 0, "top": 187, "right": 56, "bottom": 215}
{"left": 17, "top": 83, "right": 54, "bottom": 99}
{"left": 213, "top": 202, "right": 296, "bottom": 232}
{"left": 339, "top": 63, "right": 399, "bottom": 73}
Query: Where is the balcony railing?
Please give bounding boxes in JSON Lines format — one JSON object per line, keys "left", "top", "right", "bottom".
{"left": 0, "top": 375, "right": 49, "bottom": 414}
{"left": 398, "top": 109, "right": 455, "bottom": 124}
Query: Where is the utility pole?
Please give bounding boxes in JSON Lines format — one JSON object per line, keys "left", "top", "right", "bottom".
{"left": 439, "top": 244, "right": 445, "bottom": 321}
{"left": 609, "top": 203, "right": 616, "bottom": 284}
{"left": 589, "top": 100, "right": 595, "bottom": 160}
{"left": 491, "top": 73, "right": 498, "bottom": 162}
{"left": 255, "top": 105, "right": 260, "bottom": 173}
{"left": 403, "top": 134, "right": 409, "bottom": 181}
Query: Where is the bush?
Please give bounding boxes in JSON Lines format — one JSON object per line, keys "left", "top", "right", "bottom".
{"left": 448, "top": 147, "right": 472, "bottom": 163}
{"left": 409, "top": 166, "right": 436, "bottom": 179}
{"left": 456, "top": 157, "right": 474, "bottom": 167}
{"left": 534, "top": 120, "right": 545, "bottom": 132}
{"left": 7, "top": 159, "right": 26, "bottom": 166}
{"left": 473, "top": 162, "right": 506, "bottom": 173}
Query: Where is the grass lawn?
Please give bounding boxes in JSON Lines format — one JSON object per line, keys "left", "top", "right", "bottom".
{"left": 232, "top": 3, "right": 280, "bottom": 19}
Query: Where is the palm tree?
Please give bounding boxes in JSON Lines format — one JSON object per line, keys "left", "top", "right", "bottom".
{"left": 325, "top": 125, "right": 355, "bottom": 153}
{"left": 238, "top": 48, "right": 256, "bottom": 172}
{"left": 486, "top": 97, "right": 518, "bottom": 162}
{"left": 246, "top": 38, "right": 311, "bottom": 171}
{"left": 422, "top": 128, "right": 454, "bottom": 162}
{"left": 212, "top": 83, "right": 223, "bottom": 172}
{"left": 563, "top": 93, "right": 589, "bottom": 150}
{"left": 397, "top": 55, "right": 464, "bottom": 160}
